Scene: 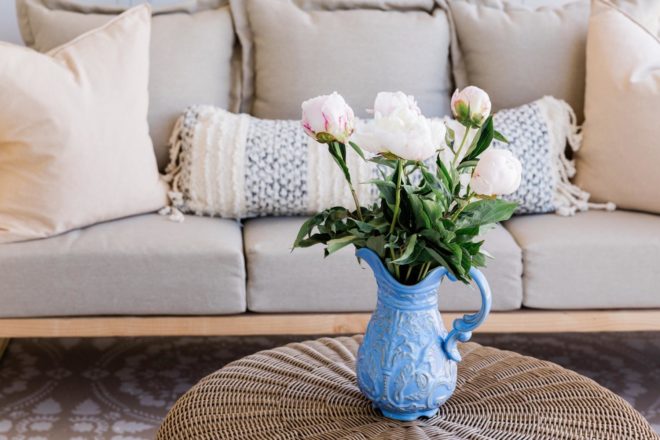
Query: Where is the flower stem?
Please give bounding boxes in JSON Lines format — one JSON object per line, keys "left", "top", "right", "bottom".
{"left": 418, "top": 261, "right": 431, "bottom": 283}
{"left": 387, "top": 159, "right": 404, "bottom": 280}
{"left": 349, "top": 185, "right": 364, "bottom": 221}
{"left": 329, "top": 142, "right": 363, "bottom": 221}
{"left": 452, "top": 126, "right": 471, "bottom": 168}
{"left": 388, "top": 160, "right": 403, "bottom": 235}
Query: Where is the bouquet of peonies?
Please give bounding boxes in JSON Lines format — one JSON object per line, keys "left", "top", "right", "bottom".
{"left": 294, "top": 87, "right": 522, "bottom": 284}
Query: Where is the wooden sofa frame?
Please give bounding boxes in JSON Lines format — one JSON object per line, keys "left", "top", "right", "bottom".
{"left": 0, "top": 309, "right": 658, "bottom": 337}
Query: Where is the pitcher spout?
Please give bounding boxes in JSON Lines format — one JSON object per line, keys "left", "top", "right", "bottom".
{"left": 356, "top": 247, "right": 448, "bottom": 291}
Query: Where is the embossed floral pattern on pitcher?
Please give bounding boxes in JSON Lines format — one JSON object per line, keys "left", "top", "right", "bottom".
{"left": 355, "top": 248, "right": 492, "bottom": 421}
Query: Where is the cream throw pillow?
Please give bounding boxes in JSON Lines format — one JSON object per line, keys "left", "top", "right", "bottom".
{"left": 0, "top": 5, "right": 167, "bottom": 243}
{"left": 17, "top": 0, "right": 239, "bottom": 171}
{"left": 576, "top": 0, "right": 660, "bottom": 213}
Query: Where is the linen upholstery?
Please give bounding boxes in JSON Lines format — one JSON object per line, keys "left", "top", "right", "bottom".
{"left": 445, "top": 0, "right": 589, "bottom": 118}
{"left": 575, "top": 0, "right": 660, "bottom": 213}
{"left": 0, "top": 214, "right": 246, "bottom": 317}
{"left": 0, "top": 5, "right": 167, "bottom": 243}
{"left": 230, "top": 0, "right": 452, "bottom": 118}
{"left": 244, "top": 217, "right": 523, "bottom": 312}
{"left": 17, "top": 0, "right": 239, "bottom": 170}
{"left": 505, "top": 210, "right": 660, "bottom": 309}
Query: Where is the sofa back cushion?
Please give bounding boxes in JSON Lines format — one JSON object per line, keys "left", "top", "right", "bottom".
{"left": 230, "top": 0, "right": 452, "bottom": 119}
{"left": 575, "top": 0, "right": 660, "bottom": 213}
{"left": 17, "top": 0, "right": 240, "bottom": 171}
{"left": 0, "top": 5, "right": 167, "bottom": 243}
{"left": 445, "top": 0, "right": 589, "bottom": 119}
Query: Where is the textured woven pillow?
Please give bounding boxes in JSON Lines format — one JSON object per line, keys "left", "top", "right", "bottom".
{"left": 162, "top": 97, "right": 610, "bottom": 220}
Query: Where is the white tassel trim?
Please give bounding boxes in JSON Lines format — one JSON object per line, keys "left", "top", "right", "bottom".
{"left": 538, "top": 96, "right": 616, "bottom": 216}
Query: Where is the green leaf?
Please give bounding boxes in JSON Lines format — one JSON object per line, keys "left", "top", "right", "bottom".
{"left": 464, "top": 116, "right": 494, "bottom": 162}
{"left": 348, "top": 219, "right": 375, "bottom": 233}
{"left": 436, "top": 157, "right": 455, "bottom": 192}
{"left": 457, "top": 199, "right": 518, "bottom": 229}
{"left": 409, "top": 195, "right": 433, "bottom": 230}
{"left": 423, "top": 247, "right": 451, "bottom": 271}
{"left": 369, "top": 156, "right": 397, "bottom": 168}
{"left": 293, "top": 213, "right": 324, "bottom": 248}
{"left": 328, "top": 143, "right": 352, "bottom": 184}
{"left": 392, "top": 234, "right": 420, "bottom": 265}
{"left": 472, "top": 252, "right": 487, "bottom": 267}
{"left": 493, "top": 130, "right": 509, "bottom": 144}
{"left": 457, "top": 160, "right": 478, "bottom": 171}
{"left": 366, "top": 235, "right": 386, "bottom": 257}
{"left": 445, "top": 126, "right": 455, "bottom": 151}
{"left": 369, "top": 179, "right": 397, "bottom": 206}
{"left": 348, "top": 141, "right": 366, "bottom": 160}
{"left": 326, "top": 235, "right": 356, "bottom": 255}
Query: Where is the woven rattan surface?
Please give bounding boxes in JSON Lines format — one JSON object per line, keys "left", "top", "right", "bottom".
{"left": 158, "top": 336, "right": 658, "bottom": 440}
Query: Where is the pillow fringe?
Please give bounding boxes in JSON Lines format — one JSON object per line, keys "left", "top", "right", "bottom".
{"left": 159, "top": 113, "right": 187, "bottom": 222}
{"left": 539, "top": 96, "right": 616, "bottom": 216}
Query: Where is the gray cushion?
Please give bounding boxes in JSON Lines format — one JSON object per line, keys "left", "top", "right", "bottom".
{"left": 231, "top": 0, "right": 452, "bottom": 118}
{"left": 505, "top": 210, "right": 660, "bottom": 309}
{"left": 0, "top": 214, "right": 245, "bottom": 317}
{"left": 446, "top": 0, "right": 589, "bottom": 119}
{"left": 244, "top": 217, "right": 523, "bottom": 313}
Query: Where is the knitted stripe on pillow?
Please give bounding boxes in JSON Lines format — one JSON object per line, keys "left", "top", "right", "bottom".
{"left": 161, "top": 96, "right": 613, "bottom": 220}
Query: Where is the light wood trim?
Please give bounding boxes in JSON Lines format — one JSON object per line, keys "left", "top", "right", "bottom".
{"left": 0, "top": 310, "right": 658, "bottom": 338}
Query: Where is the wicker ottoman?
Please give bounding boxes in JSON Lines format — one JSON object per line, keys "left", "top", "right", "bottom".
{"left": 158, "top": 336, "right": 658, "bottom": 440}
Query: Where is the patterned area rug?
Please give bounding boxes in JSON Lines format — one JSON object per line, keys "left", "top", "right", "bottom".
{"left": 0, "top": 332, "right": 657, "bottom": 439}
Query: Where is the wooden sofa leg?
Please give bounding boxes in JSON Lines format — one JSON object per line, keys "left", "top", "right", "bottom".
{"left": 0, "top": 339, "right": 8, "bottom": 362}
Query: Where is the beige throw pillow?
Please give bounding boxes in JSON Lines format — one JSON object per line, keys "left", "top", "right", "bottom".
{"left": 17, "top": 0, "right": 240, "bottom": 170}
{"left": 445, "top": 0, "right": 589, "bottom": 119}
{"left": 576, "top": 0, "right": 660, "bottom": 213}
{"left": 0, "top": 5, "right": 167, "bottom": 243}
{"left": 230, "top": 0, "right": 452, "bottom": 119}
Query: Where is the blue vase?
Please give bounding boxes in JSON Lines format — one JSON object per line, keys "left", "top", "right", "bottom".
{"left": 355, "top": 247, "right": 492, "bottom": 421}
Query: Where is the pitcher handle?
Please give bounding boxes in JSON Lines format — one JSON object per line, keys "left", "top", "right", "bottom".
{"left": 441, "top": 267, "right": 492, "bottom": 362}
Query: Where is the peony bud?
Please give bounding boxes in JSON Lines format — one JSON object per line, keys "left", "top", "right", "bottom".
{"left": 470, "top": 148, "right": 522, "bottom": 196}
{"left": 451, "top": 86, "right": 491, "bottom": 126}
{"left": 301, "top": 92, "right": 355, "bottom": 144}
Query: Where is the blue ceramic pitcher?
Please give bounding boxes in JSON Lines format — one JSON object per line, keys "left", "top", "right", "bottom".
{"left": 355, "top": 248, "right": 492, "bottom": 421}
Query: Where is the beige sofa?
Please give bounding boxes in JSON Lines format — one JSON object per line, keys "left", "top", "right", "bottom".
{"left": 1, "top": 0, "right": 659, "bottom": 337}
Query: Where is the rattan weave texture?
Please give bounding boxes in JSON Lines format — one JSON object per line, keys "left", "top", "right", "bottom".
{"left": 158, "top": 336, "right": 658, "bottom": 440}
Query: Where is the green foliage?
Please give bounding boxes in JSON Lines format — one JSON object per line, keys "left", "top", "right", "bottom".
{"left": 293, "top": 120, "right": 518, "bottom": 285}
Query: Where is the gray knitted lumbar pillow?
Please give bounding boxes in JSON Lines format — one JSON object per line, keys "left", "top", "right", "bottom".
{"left": 160, "top": 96, "right": 613, "bottom": 221}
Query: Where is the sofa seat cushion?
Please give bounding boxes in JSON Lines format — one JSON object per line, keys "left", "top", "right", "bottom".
{"left": 505, "top": 211, "right": 660, "bottom": 309}
{"left": 244, "top": 217, "right": 523, "bottom": 313}
{"left": 0, "top": 215, "right": 245, "bottom": 317}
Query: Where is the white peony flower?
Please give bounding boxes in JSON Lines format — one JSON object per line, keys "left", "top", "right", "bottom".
{"left": 470, "top": 148, "right": 522, "bottom": 196}
{"left": 451, "top": 86, "right": 491, "bottom": 126}
{"left": 301, "top": 92, "right": 355, "bottom": 144}
{"left": 352, "top": 93, "right": 445, "bottom": 162}
{"left": 373, "top": 91, "right": 421, "bottom": 119}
